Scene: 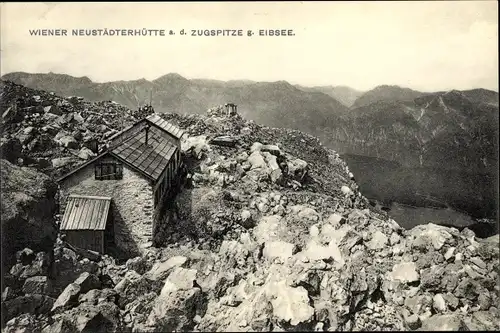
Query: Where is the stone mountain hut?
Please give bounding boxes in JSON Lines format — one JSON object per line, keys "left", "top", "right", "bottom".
{"left": 57, "top": 114, "right": 186, "bottom": 256}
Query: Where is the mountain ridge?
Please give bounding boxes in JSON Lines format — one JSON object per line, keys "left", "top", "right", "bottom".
{"left": 351, "top": 85, "right": 429, "bottom": 109}
{"left": 3, "top": 72, "right": 497, "bottom": 163}
{"left": 294, "top": 84, "right": 365, "bottom": 107}
{"left": 2, "top": 71, "right": 498, "bottom": 178}
{"left": 1, "top": 71, "right": 351, "bottom": 144}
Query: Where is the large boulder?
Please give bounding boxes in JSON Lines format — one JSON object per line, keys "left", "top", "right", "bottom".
{"left": 300, "top": 239, "right": 344, "bottom": 264}
{"left": 261, "top": 144, "right": 281, "bottom": 156}
{"left": 262, "top": 152, "right": 283, "bottom": 183}
{"left": 51, "top": 283, "right": 81, "bottom": 313}
{"left": 182, "top": 135, "right": 210, "bottom": 159}
{"left": 2, "top": 105, "right": 23, "bottom": 124}
{"left": 239, "top": 210, "right": 255, "bottom": 229}
{"left": 114, "top": 272, "right": 163, "bottom": 308}
{"left": 74, "top": 310, "right": 118, "bottom": 333}
{"left": 46, "top": 301, "right": 123, "bottom": 333}
{"left": 51, "top": 247, "right": 100, "bottom": 296}
{"left": 126, "top": 256, "right": 153, "bottom": 275}
{"left": 73, "top": 272, "right": 101, "bottom": 294}
{"left": 78, "top": 288, "right": 118, "bottom": 306}
{"left": 160, "top": 267, "right": 198, "bottom": 295}
{"left": 0, "top": 137, "right": 23, "bottom": 163}
{"left": 271, "top": 281, "right": 315, "bottom": 326}
{"left": 144, "top": 256, "right": 188, "bottom": 281}
{"left": 0, "top": 159, "right": 57, "bottom": 273}
{"left": 248, "top": 151, "right": 267, "bottom": 169}
{"left": 144, "top": 269, "right": 203, "bottom": 332}
{"left": 49, "top": 271, "right": 100, "bottom": 312}
{"left": 389, "top": 262, "right": 420, "bottom": 283}
{"left": 44, "top": 105, "right": 62, "bottom": 116}
{"left": 26, "top": 134, "right": 58, "bottom": 154}
{"left": 287, "top": 158, "right": 308, "bottom": 180}
{"left": 144, "top": 287, "right": 203, "bottom": 332}
{"left": 366, "top": 231, "right": 389, "bottom": 250}
{"left": 10, "top": 252, "right": 51, "bottom": 280}
{"left": 22, "top": 276, "right": 52, "bottom": 295}
{"left": 463, "top": 311, "right": 500, "bottom": 331}
{"left": 210, "top": 135, "right": 239, "bottom": 147}
{"left": 54, "top": 131, "right": 79, "bottom": 149}
{"left": 263, "top": 241, "right": 296, "bottom": 262}
{"left": 3, "top": 294, "right": 55, "bottom": 322}
{"left": 77, "top": 147, "right": 96, "bottom": 160}
{"left": 420, "top": 314, "right": 468, "bottom": 331}
{"left": 122, "top": 292, "right": 157, "bottom": 329}
{"left": 410, "top": 223, "right": 453, "bottom": 251}
{"left": 3, "top": 313, "right": 44, "bottom": 333}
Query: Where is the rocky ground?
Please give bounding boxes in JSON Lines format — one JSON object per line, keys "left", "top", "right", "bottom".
{"left": 1, "top": 80, "right": 499, "bottom": 332}
{"left": 0, "top": 80, "right": 152, "bottom": 179}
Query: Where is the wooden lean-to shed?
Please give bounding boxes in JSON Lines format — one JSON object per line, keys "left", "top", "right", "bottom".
{"left": 59, "top": 194, "right": 113, "bottom": 253}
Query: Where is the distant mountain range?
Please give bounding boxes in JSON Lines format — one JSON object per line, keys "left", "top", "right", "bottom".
{"left": 1, "top": 72, "right": 352, "bottom": 139}
{"left": 294, "top": 85, "right": 364, "bottom": 107}
{"left": 335, "top": 88, "right": 499, "bottom": 173}
{"left": 2, "top": 71, "right": 498, "bottom": 175}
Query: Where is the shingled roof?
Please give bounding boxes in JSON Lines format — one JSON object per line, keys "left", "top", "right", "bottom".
{"left": 110, "top": 125, "right": 178, "bottom": 181}
{"left": 146, "top": 114, "right": 185, "bottom": 139}
{"left": 57, "top": 114, "right": 183, "bottom": 183}
{"left": 107, "top": 113, "right": 185, "bottom": 145}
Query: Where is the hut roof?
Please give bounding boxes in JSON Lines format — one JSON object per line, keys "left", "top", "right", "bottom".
{"left": 110, "top": 125, "right": 177, "bottom": 181}
{"left": 57, "top": 114, "right": 183, "bottom": 183}
{"left": 146, "top": 114, "right": 185, "bottom": 139}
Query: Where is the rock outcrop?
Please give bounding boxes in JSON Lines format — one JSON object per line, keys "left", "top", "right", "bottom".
{"left": 0, "top": 159, "right": 58, "bottom": 274}
{"left": 0, "top": 80, "right": 140, "bottom": 179}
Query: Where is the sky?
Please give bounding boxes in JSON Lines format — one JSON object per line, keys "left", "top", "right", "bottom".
{"left": 1, "top": 1, "right": 498, "bottom": 92}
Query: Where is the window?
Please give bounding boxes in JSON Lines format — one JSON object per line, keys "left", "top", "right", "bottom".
{"left": 95, "top": 162, "right": 123, "bottom": 180}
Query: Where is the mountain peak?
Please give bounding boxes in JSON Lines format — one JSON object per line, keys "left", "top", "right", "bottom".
{"left": 260, "top": 80, "right": 295, "bottom": 90}
{"left": 152, "top": 73, "right": 190, "bottom": 87}
{"left": 352, "top": 85, "right": 424, "bottom": 109}
{"left": 372, "top": 84, "right": 409, "bottom": 91}
{"left": 154, "top": 72, "right": 187, "bottom": 81}
{"left": 457, "top": 88, "right": 499, "bottom": 106}
{"left": 1, "top": 71, "right": 94, "bottom": 89}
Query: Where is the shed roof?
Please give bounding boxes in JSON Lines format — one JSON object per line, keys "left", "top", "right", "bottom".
{"left": 60, "top": 194, "right": 111, "bottom": 231}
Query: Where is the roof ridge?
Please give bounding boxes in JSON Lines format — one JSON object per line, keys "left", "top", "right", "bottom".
{"left": 146, "top": 113, "right": 185, "bottom": 139}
